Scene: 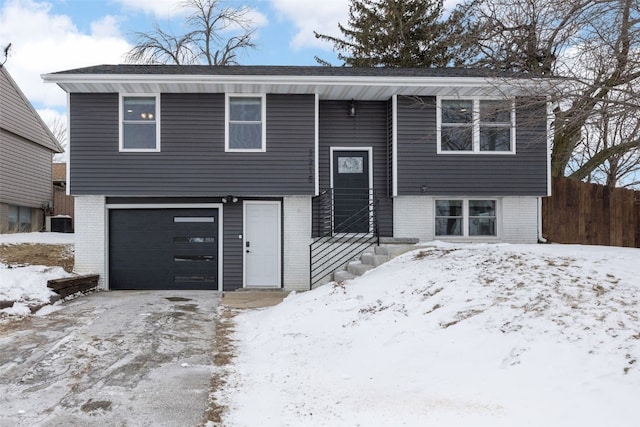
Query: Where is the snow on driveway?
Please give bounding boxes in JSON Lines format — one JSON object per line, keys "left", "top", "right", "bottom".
{"left": 0, "top": 291, "right": 220, "bottom": 427}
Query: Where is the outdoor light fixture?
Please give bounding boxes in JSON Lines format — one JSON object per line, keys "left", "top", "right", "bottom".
{"left": 349, "top": 100, "right": 356, "bottom": 117}
{"left": 221, "top": 195, "right": 238, "bottom": 204}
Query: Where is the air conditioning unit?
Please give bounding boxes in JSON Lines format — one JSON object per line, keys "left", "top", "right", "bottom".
{"left": 46, "top": 215, "right": 73, "bottom": 233}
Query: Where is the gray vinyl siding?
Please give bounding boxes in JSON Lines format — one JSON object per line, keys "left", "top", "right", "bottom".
{"left": 222, "top": 201, "right": 243, "bottom": 291}
{"left": 316, "top": 100, "right": 393, "bottom": 237}
{"left": 69, "top": 93, "right": 315, "bottom": 196}
{"left": 396, "top": 96, "right": 548, "bottom": 196}
{"left": 0, "top": 129, "right": 53, "bottom": 207}
{"left": 0, "top": 67, "right": 60, "bottom": 152}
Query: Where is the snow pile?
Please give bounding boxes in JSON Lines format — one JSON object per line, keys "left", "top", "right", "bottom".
{"left": 0, "top": 232, "right": 74, "bottom": 316}
{"left": 0, "top": 232, "right": 74, "bottom": 245}
{"left": 220, "top": 242, "right": 640, "bottom": 427}
{"left": 0, "top": 264, "right": 70, "bottom": 311}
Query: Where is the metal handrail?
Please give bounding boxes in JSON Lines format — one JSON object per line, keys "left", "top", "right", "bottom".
{"left": 309, "top": 189, "right": 379, "bottom": 289}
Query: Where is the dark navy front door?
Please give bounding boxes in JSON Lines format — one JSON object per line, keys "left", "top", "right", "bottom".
{"left": 332, "top": 150, "right": 370, "bottom": 233}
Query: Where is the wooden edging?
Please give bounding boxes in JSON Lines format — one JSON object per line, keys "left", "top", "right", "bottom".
{"left": 47, "top": 274, "right": 99, "bottom": 299}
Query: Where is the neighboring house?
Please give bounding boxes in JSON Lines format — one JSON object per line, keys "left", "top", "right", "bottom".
{"left": 1, "top": 65, "right": 63, "bottom": 233}
{"left": 42, "top": 65, "right": 550, "bottom": 292}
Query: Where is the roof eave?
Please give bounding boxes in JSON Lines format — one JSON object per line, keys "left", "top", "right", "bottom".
{"left": 42, "top": 72, "right": 549, "bottom": 99}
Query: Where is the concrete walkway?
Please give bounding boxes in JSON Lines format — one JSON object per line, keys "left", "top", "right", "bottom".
{"left": 221, "top": 290, "right": 290, "bottom": 309}
{"left": 0, "top": 291, "right": 220, "bottom": 427}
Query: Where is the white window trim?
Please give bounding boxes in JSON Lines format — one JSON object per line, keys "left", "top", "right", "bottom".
{"left": 434, "top": 198, "right": 501, "bottom": 239}
{"left": 436, "top": 97, "right": 516, "bottom": 155}
{"left": 225, "top": 93, "right": 267, "bottom": 153}
{"left": 119, "top": 93, "right": 161, "bottom": 153}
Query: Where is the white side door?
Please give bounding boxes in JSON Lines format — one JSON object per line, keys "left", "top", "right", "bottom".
{"left": 244, "top": 201, "right": 281, "bottom": 288}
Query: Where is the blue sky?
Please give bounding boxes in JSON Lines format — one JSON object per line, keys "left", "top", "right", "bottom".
{"left": 1, "top": 0, "right": 460, "bottom": 141}
{"left": 0, "top": 0, "right": 348, "bottom": 125}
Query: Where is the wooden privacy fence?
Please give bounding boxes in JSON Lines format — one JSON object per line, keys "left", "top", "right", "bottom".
{"left": 53, "top": 186, "right": 74, "bottom": 228}
{"left": 542, "top": 177, "right": 640, "bottom": 248}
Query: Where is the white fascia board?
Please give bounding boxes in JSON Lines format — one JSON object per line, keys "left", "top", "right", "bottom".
{"left": 42, "top": 72, "right": 549, "bottom": 94}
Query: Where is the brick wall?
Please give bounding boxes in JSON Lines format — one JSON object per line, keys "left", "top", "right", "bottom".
{"left": 73, "top": 195, "right": 106, "bottom": 288}
{"left": 283, "top": 196, "right": 312, "bottom": 291}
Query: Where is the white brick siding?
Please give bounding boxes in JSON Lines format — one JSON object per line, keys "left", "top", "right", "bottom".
{"left": 501, "top": 197, "right": 538, "bottom": 243}
{"left": 74, "top": 195, "right": 106, "bottom": 288}
{"left": 283, "top": 196, "right": 312, "bottom": 291}
{"left": 394, "top": 196, "right": 539, "bottom": 244}
{"left": 393, "top": 196, "right": 433, "bottom": 241}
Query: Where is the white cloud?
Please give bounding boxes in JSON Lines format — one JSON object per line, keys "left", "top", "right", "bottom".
{"left": 90, "top": 15, "right": 123, "bottom": 38}
{"left": 246, "top": 7, "right": 269, "bottom": 29}
{"left": 269, "top": 0, "right": 464, "bottom": 52}
{"left": 268, "top": 0, "right": 348, "bottom": 50}
{"left": 113, "top": 0, "right": 184, "bottom": 19}
{"left": 0, "top": 0, "right": 131, "bottom": 110}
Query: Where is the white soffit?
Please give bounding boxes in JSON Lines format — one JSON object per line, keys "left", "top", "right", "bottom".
{"left": 42, "top": 74, "right": 543, "bottom": 99}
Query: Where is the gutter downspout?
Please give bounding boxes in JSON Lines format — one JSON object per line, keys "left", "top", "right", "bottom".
{"left": 537, "top": 197, "right": 547, "bottom": 243}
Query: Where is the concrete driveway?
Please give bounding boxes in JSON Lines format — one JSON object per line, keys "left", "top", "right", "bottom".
{"left": 0, "top": 291, "right": 220, "bottom": 427}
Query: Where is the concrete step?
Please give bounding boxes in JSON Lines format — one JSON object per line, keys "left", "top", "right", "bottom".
{"left": 347, "top": 260, "right": 374, "bottom": 276}
{"left": 360, "top": 252, "right": 390, "bottom": 267}
{"left": 374, "top": 244, "right": 418, "bottom": 258}
{"left": 329, "top": 241, "right": 422, "bottom": 285}
{"left": 379, "top": 237, "right": 420, "bottom": 245}
{"left": 334, "top": 270, "right": 356, "bottom": 283}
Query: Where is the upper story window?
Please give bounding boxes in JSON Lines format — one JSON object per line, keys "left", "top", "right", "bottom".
{"left": 120, "top": 94, "right": 160, "bottom": 152}
{"left": 437, "top": 98, "right": 515, "bottom": 154}
{"left": 225, "top": 94, "right": 266, "bottom": 152}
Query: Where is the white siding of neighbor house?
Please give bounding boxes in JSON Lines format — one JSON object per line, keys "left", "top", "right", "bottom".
{"left": 0, "top": 203, "right": 7, "bottom": 233}
{"left": 283, "top": 196, "right": 312, "bottom": 291}
{"left": 0, "top": 66, "right": 60, "bottom": 152}
{"left": 393, "top": 196, "right": 539, "bottom": 244}
{"left": 0, "top": 131, "right": 53, "bottom": 208}
{"left": 74, "top": 195, "right": 106, "bottom": 288}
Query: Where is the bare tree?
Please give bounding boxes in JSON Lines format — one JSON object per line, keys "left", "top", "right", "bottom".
{"left": 455, "top": 0, "right": 640, "bottom": 187}
{"left": 570, "top": 90, "right": 640, "bottom": 188}
{"left": 47, "top": 116, "right": 67, "bottom": 163}
{"left": 126, "top": 0, "right": 256, "bottom": 65}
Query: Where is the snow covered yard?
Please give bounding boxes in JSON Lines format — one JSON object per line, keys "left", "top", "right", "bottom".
{"left": 3, "top": 232, "right": 640, "bottom": 425}
{"left": 218, "top": 242, "right": 640, "bottom": 427}
{"left": 0, "top": 232, "right": 75, "bottom": 317}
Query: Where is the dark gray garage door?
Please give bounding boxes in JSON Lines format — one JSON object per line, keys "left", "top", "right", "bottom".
{"left": 109, "top": 209, "right": 219, "bottom": 290}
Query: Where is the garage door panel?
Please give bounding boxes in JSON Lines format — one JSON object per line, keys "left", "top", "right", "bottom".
{"left": 110, "top": 208, "right": 218, "bottom": 290}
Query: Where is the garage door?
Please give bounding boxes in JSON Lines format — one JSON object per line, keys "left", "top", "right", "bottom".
{"left": 109, "top": 209, "right": 219, "bottom": 290}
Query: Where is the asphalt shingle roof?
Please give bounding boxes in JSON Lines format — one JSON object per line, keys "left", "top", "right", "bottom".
{"left": 50, "top": 64, "right": 534, "bottom": 79}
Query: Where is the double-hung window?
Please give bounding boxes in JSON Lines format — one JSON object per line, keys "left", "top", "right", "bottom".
{"left": 8, "top": 205, "right": 32, "bottom": 232}
{"left": 120, "top": 94, "right": 160, "bottom": 152}
{"left": 226, "top": 94, "right": 266, "bottom": 152}
{"left": 438, "top": 98, "right": 515, "bottom": 154}
{"left": 435, "top": 199, "right": 497, "bottom": 237}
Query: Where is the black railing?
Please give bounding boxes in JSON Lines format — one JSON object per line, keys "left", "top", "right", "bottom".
{"left": 309, "top": 189, "right": 379, "bottom": 289}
